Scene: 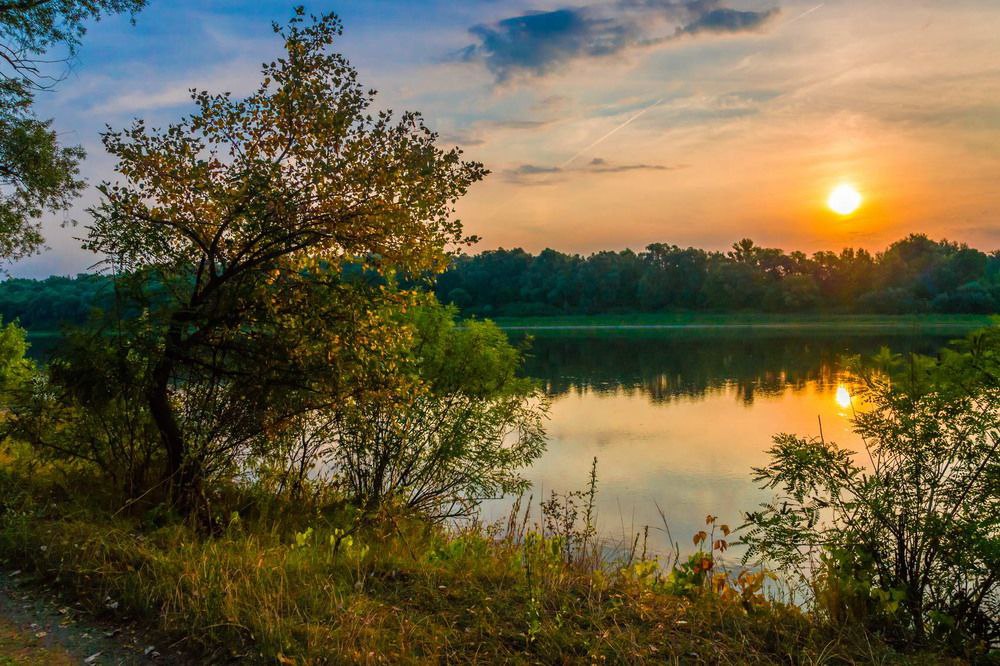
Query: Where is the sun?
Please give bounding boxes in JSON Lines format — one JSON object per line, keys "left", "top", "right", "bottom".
{"left": 827, "top": 184, "right": 862, "bottom": 215}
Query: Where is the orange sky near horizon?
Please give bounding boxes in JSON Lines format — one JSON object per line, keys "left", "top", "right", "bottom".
{"left": 439, "top": 1, "right": 1000, "bottom": 257}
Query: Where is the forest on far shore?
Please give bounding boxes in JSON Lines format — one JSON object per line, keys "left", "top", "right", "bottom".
{"left": 1, "top": 233, "right": 998, "bottom": 332}
{"left": 437, "top": 234, "right": 1000, "bottom": 317}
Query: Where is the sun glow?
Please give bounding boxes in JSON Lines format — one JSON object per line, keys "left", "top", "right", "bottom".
{"left": 827, "top": 184, "right": 862, "bottom": 215}
{"left": 835, "top": 385, "right": 852, "bottom": 409}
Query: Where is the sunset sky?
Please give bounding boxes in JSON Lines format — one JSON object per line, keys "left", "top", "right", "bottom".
{"left": 16, "top": 0, "right": 1000, "bottom": 277}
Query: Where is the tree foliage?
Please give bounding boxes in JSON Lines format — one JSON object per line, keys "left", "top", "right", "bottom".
{"left": 0, "top": 0, "right": 145, "bottom": 260}
{"left": 82, "top": 9, "right": 486, "bottom": 513}
{"left": 323, "top": 303, "right": 547, "bottom": 519}
{"left": 10, "top": 325, "right": 160, "bottom": 500}
{"left": 742, "top": 327, "right": 1000, "bottom": 653}
{"left": 0, "top": 234, "right": 996, "bottom": 334}
{"left": 437, "top": 235, "right": 1000, "bottom": 316}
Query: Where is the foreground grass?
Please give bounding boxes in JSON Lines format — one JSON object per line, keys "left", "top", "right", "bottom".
{"left": 0, "top": 472, "right": 969, "bottom": 664}
{"left": 489, "top": 313, "right": 994, "bottom": 333}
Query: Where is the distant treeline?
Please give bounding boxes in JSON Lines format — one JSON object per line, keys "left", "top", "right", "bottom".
{"left": 0, "top": 273, "right": 116, "bottom": 330}
{"left": 1, "top": 234, "right": 998, "bottom": 331}
{"left": 436, "top": 234, "right": 1000, "bottom": 316}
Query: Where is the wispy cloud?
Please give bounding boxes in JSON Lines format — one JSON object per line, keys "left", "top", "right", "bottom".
{"left": 460, "top": 0, "right": 779, "bottom": 82}
{"left": 506, "top": 157, "right": 686, "bottom": 183}
{"left": 678, "top": 7, "right": 779, "bottom": 36}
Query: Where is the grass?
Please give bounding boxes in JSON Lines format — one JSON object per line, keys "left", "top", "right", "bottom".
{"left": 0, "top": 467, "right": 969, "bottom": 665}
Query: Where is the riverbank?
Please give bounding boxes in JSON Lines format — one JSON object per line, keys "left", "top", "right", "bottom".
{"left": 20, "top": 314, "right": 995, "bottom": 354}
{"left": 488, "top": 313, "right": 994, "bottom": 332}
{"left": 0, "top": 465, "right": 966, "bottom": 665}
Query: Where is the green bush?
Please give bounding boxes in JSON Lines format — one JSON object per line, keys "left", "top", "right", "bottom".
{"left": 743, "top": 326, "right": 1000, "bottom": 656}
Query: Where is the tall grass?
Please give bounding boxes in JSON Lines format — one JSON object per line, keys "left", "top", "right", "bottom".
{"left": 0, "top": 464, "right": 962, "bottom": 664}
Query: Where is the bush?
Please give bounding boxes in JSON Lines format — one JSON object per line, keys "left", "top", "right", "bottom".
{"left": 9, "top": 328, "right": 162, "bottom": 504}
{"left": 856, "top": 287, "right": 929, "bottom": 314}
{"left": 931, "top": 282, "right": 998, "bottom": 314}
{"left": 322, "top": 304, "right": 547, "bottom": 519}
{"left": 742, "top": 327, "right": 1000, "bottom": 655}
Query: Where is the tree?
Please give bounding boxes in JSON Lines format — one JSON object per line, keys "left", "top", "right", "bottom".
{"left": 0, "top": 0, "right": 145, "bottom": 260}
{"left": 10, "top": 324, "right": 161, "bottom": 501}
{"left": 323, "top": 302, "right": 546, "bottom": 519}
{"left": 84, "top": 9, "right": 486, "bottom": 512}
{"left": 637, "top": 244, "right": 707, "bottom": 310}
{"left": 742, "top": 327, "right": 1000, "bottom": 653}
{"left": 0, "top": 315, "right": 31, "bottom": 391}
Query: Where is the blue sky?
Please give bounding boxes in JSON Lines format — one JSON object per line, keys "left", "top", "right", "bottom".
{"left": 16, "top": 0, "right": 1000, "bottom": 277}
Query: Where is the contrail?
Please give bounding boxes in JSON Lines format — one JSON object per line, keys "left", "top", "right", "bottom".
{"left": 783, "top": 3, "right": 823, "bottom": 27}
{"left": 560, "top": 97, "right": 665, "bottom": 168}
{"left": 733, "top": 4, "right": 823, "bottom": 70}
{"left": 558, "top": 5, "right": 821, "bottom": 168}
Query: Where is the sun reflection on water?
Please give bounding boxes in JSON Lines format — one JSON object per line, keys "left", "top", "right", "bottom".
{"left": 835, "top": 385, "right": 852, "bottom": 409}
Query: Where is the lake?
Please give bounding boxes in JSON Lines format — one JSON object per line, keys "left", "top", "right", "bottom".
{"left": 488, "top": 325, "right": 968, "bottom": 561}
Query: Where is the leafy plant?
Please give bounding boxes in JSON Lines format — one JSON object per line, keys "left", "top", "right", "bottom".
{"left": 742, "top": 327, "right": 1000, "bottom": 653}
{"left": 324, "top": 303, "right": 547, "bottom": 520}
{"left": 82, "top": 8, "right": 486, "bottom": 514}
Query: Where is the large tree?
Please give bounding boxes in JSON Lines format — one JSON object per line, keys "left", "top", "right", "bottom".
{"left": 0, "top": 0, "right": 145, "bottom": 259}
{"left": 84, "top": 9, "right": 486, "bottom": 511}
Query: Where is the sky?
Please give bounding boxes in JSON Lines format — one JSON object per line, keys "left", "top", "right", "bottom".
{"left": 15, "top": 0, "right": 1000, "bottom": 277}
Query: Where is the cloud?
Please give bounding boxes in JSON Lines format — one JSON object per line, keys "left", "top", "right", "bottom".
{"left": 438, "top": 117, "right": 559, "bottom": 148}
{"left": 586, "top": 156, "right": 678, "bottom": 172}
{"left": 438, "top": 133, "right": 485, "bottom": 147}
{"left": 461, "top": 1, "right": 779, "bottom": 82}
{"left": 506, "top": 157, "right": 686, "bottom": 183}
{"left": 461, "top": 8, "right": 635, "bottom": 82}
{"left": 679, "top": 7, "right": 778, "bottom": 35}
{"left": 480, "top": 119, "right": 555, "bottom": 130}
{"left": 533, "top": 94, "right": 570, "bottom": 112}
{"left": 513, "top": 164, "right": 565, "bottom": 176}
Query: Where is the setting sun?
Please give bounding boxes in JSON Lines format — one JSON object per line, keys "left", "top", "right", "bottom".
{"left": 827, "top": 184, "right": 863, "bottom": 215}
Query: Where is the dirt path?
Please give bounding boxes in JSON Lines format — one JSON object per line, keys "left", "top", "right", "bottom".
{"left": 0, "top": 571, "right": 175, "bottom": 665}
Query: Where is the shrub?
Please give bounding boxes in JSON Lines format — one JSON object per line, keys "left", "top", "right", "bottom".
{"left": 323, "top": 304, "right": 547, "bottom": 519}
{"left": 742, "top": 327, "right": 1000, "bottom": 655}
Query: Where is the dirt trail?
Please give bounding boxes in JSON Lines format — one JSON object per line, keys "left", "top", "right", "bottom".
{"left": 0, "top": 571, "right": 178, "bottom": 665}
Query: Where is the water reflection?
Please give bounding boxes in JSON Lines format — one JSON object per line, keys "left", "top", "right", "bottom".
{"left": 520, "top": 333, "right": 951, "bottom": 405}
{"left": 486, "top": 332, "right": 955, "bottom": 559}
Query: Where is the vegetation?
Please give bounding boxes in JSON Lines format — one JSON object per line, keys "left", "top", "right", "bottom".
{"left": 2, "top": 236, "right": 996, "bottom": 336}
{"left": 744, "top": 327, "right": 1000, "bottom": 655}
{"left": 0, "top": 6, "right": 994, "bottom": 665}
{"left": 0, "top": 0, "right": 145, "bottom": 261}
{"left": 325, "top": 304, "right": 546, "bottom": 519}
{"left": 0, "top": 450, "right": 966, "bottom": 664}
{"left": 437, "top": 236, "right": 1000, "bottom": 316}
{"left": 77, "top": 9, "right": 487, "bottom": 515}
{"left": 0, "top": 273, "right": 114, "bottom": 331}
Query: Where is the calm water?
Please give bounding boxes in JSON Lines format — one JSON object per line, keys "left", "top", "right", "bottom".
{"left": 489, "top": 329, "right": 959, "bottom": 559}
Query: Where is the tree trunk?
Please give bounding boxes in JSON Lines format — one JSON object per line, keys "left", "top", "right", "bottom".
{"left": 147, "top": 319, "right": 192, "bottom": 514}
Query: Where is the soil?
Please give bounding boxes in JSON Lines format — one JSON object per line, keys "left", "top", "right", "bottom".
{"left": 0, "top": 570, "right": 187, "bottom": 665}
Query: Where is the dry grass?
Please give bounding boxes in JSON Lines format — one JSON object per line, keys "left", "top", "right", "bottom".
{"left": 0, "top": 467, "right": 970, "bottom": 665}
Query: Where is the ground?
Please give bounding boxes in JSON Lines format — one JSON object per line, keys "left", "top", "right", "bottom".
{"left": 0, "top": 571, "right": 176, "bottom": 665}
